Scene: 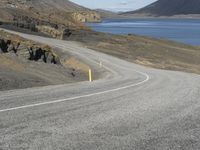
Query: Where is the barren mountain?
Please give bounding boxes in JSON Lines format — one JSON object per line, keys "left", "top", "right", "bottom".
{"left": 95, "top": 9, "right": 120, "bottom": 18}
{"left": 123, "top": 0, "right": 200, "bottom": 17}
{"left": 0, "top": 0, "right": 101, "bottom": 38}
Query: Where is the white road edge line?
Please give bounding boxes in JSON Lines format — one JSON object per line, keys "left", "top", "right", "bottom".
{"left": 0, "top": 71, "right": 150, "bottom": 113}
{"left": 0, "top": 30, "right": 150, "bottom": 113}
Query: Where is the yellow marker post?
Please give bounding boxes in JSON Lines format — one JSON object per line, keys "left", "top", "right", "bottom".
{"left": 99, "top": 61, "right": 102, "bottom": 68}
{"left": 89, "top": 69, "right": 92, "bottom": 82}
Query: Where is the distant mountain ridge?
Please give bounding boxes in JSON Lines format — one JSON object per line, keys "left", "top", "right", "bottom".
{"left": 123, "top": 0, "right": 200, "bottom": 16}
{"left": 95, "top": 9, "right": 121, "bottom": 18}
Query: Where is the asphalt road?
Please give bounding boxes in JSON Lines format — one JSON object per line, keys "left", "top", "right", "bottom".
{"left": 0, "top": 31, "right": 200, "bottom": 150}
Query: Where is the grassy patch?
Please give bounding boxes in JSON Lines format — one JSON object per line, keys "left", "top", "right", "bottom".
{"left": 70, "top": 31, "right": 200, "bottom": 74}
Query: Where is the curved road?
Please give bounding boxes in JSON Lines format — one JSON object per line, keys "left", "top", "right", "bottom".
{"left": 0, "top": 31, "right": 200, "bottom": 150}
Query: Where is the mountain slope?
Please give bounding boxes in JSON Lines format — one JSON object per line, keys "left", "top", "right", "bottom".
{"left": 95, "top": 9, "right": 120, "bottom": 18}
{"left": 0, "top": 0, "right": 101, "bottom": 38}
{"left": 123, "top": 0, "right": 200, "bottom": 16}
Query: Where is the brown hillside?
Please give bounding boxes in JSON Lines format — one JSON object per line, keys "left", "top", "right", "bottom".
{"left": 0, "top": 0, "right": 101, "bottom": 38}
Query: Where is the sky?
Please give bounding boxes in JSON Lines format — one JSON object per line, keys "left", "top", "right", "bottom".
{"left": 70, "top": 0, "right": 157, "bottom": 12}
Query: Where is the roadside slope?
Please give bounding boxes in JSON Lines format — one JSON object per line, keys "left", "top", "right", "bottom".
{"left": 0, "top": 30, "right": 90, "bottom": 91}
{"left": 67, "top": 31, "right": 200, "bottom": 75}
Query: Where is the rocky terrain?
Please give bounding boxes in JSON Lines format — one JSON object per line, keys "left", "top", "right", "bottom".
{"left": 0, "top": 30, "right": 60, "bottom": 63}
{"left": 122, "top": 0, "right": 200, "bottom": 17}
{"left": 0, "top": 30, "right": 88, "bottom": 91}
{"left": 0, "top": 0, "right": 101, "bottom": 38}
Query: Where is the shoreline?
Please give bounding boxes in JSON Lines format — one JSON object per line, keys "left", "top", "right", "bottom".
{"left": 99, "top": 13, "right": 200, "bottom": 20}
{"left": 86, "top": 18, "right": 200, "bottom": 46}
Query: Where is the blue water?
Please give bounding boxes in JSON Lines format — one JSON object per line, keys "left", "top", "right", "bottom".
{"left": 87, "top": 19, "right": 200, "bottom": 45}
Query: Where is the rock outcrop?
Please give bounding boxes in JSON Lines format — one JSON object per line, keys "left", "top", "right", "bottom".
{"left": 0, "top": 39, "right": 20, "bottom": 54}
{"left": 0, "top": 30, "right": 59, "bottom": 64}
{"left": 72, "top": 11, "right": 101, "bottom": 23}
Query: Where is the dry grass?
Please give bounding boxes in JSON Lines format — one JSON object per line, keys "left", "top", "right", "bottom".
{"left": 0, "top": 55, "right": 25, "bottom": 71}
{"left": 71, "top": 31, "right": 200, "bottom": 74}
{"left": 64, "top": 57, "right": 90, "bottom": 75}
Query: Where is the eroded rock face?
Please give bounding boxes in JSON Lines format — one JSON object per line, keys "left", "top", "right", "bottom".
{"left": 0, "top": 37, "right": 58, "bottom": 64}
{"left": 36, "top": 25, "right": 62, "bottom": 39}
{"left": 0, "top": 39, "right": 9, "bottom": 53}
{"left": 72, "top": 11, "right": 101, "bottom": 23}
{"left": 0, "top": 39, "right": 19, "bottom": 53}
{"left": 7, "top": 42, "right": 20, "bottom": 53}
{"left": 27, "top": 46, "right": 57, "bottom": 64}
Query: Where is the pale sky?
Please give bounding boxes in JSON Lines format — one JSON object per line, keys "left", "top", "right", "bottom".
{"left": 70, "top": 0, "right": 157, "bottom": 12}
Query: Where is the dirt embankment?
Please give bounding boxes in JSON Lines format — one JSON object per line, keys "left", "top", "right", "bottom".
{"left": 0, "top": 30, "right": 89, "bottom": 91}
